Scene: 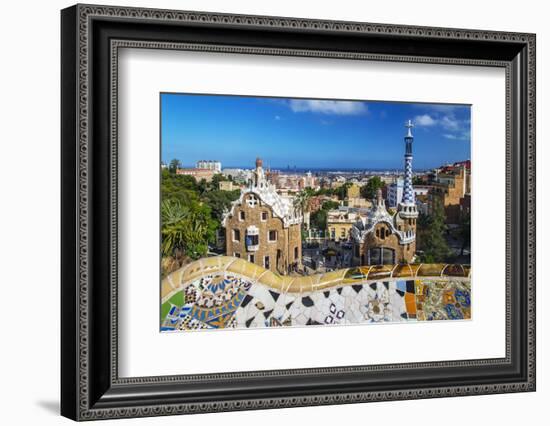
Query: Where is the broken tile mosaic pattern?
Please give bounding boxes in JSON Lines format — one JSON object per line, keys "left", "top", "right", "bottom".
{"left": 161, "top": 257, "right": 471, "bottom": 331}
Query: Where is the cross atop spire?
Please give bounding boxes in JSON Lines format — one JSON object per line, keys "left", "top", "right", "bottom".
{"left": 405, "top": 119, "right": 414, "bottom": 138}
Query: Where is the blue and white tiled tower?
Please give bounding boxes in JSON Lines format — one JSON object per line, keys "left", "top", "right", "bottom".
{"left": 398, "top": 120, "right": 418, "bottom": 223}
{"left": 402, "top": 120, "right": 415, "bottom": 205}
{"left": 350, "top": 119, "right": 419, "bottom": 265}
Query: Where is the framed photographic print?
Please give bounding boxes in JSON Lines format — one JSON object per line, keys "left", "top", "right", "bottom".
{"left": 61, "top": 4, "right": 536, "bottom": 421}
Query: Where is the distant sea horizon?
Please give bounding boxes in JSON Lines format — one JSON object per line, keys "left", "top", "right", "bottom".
{"left": 177, "top": 165, "right": 435, "bottom": 173}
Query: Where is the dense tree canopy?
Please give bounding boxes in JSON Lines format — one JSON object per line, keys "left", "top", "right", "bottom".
{"left": 161, "top": 169, "right": 199, "bottom": 203}
{"left": 360, "top": 176, "right": 385, "bottom": 200}
{"left": 160, "top": 198, "right": 216, "bottom": 260}
{"left": 160, "top": 167, "right": 238, "bottom": 276}
{"left": 310, "top": 200, "right": 341, "bottom": 230}
{"left": 202, "top": 189, "right": 241, "bottom": 222}
{"left": 412, "top": 176, "right": 424, "bottom": 185}
{"left": 416, "top": 198, "right": 451, "bottom": 263}
{"left": 334, "top": 182, "right": 351, "bottom": 201}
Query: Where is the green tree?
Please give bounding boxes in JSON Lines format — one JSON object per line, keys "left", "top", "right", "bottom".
{"left": 417, "top": 198, "right": 451, "bottom": 263}
{"left": 161, "top": 169, "right": 198, "bottom": 203}
{"left": 321, "top": 200, "right": 340, "bottom": 211}
{"left": 314, "top": 187, "right": 336, "bottom": 197}
{"left": 161, "top": 198, "right": 216, "bottom": 260}
{"left": 293, "top": 189, "right": 312, "bottom": 218}
{"left": 210, "top": 173, "right": 229, "bottom": 190}
{"left": 310, "top": 209, "right": 328, "bottom": 230}
{"left": 458, "top": 212, "right": 471, "bottom": 256}
{"left": 201, "top": 189, "right": 241, "bottom": 222}
{"left": 412, "top": 176, "right": 424, "bottom": 185}
{"left": 360, "top": 176, "right": 385, "bottom": 200}
{"left": 197, "top": 178, "right": 209, "bottom": 196}
{"left": 168, "top": 158, "right": 181, "bottom": 174}
{"left": 336, "top": 182, "right": 352, "bottom": 200}
{"left": 309, "top": 200, "right": 340, "bottom": 230}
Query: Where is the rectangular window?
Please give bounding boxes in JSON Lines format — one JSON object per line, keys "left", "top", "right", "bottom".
{"left": 245, "top": 234, "right": 259, "bottom": 246}
{"left": 233, "top": 229, "right": 241, "bottom": 242}
{"left": 268, "top": 230, "right": 277, "bottom": 242}
{"left": 248, "top": 254, "right": 255, "bottom": 263}
{"left": 264, "top": 256, "right": 270, "bottom": 269}
{"left": 261, "top": 211, "right": 268, "bottom": 221}
{"left": 294, "top": 246, "right": 299, "bottom": 260}
{"left": 239, "top": 211, "right": 245, "bottom": 221}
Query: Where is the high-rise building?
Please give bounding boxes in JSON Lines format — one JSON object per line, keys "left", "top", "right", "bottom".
{"left": 196, "top": 160, "right": 222, "bottom": 172}
{"left": 387, "top": 178, "right": 404, "bottom": 208}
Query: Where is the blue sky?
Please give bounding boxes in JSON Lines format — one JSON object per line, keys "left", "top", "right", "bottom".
{"left": 161, "top": 93, "right": 471, "bottom": 170}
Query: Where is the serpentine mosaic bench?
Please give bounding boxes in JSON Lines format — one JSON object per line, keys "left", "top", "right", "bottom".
{"left": 161, "top": 256, "right": 471, "bottom": 332}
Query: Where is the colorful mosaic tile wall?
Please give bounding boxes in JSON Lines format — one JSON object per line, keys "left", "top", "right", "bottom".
{"left": 161, "top": 257, "right": 471, "bottom": 332}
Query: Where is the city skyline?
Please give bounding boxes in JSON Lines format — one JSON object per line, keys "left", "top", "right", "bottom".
{"left": 161, "top": 93, "right": 471, "bottom": 170}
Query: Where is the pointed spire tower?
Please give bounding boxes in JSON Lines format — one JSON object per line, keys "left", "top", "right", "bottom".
{"left": 398, "top": 120, "right": 418, "bottom": 218}
{"left": 251, "top": 157, "right": 268, "bottom": 189}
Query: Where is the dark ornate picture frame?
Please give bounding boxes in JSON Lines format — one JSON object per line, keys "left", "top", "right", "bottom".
{"left": 61, "top": 4, "right": 536, "bottom": 421}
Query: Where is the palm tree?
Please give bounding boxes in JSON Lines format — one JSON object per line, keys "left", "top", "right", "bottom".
{"left": 161, "top": 199, "right": 215, "bottom": 260}
{"left": 293, "top": 189, "right": 312, "bottom": 217}
{"left": 293, "top": 189, "right": 314, "bottom": 235}
{"left": 161, "top": 199, "right": 189, "bottom": 257}
{"left": 168, "top": 158, "right": 181, "bottom": 174}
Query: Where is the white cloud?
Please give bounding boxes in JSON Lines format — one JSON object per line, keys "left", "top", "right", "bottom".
{"left": 287, "top": 99, "right": 367, "bottom": 115}
{"left": 411, "top": 105, "right": 470, "bottom": 141}
{"left": 440, "top": 115, "right": 460, "bottom": 131}
{"left": 444, "top": 132, "right": 470, "bottom": 141}
{"left": 414, "top": 114, "right": 437, "bottom": 126}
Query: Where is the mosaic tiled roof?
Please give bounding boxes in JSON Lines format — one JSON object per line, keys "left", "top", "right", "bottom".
{"left": 221, "top": 160, "right": 302, "bottom": 228}
{"left": 351, "top": 189, "right": 415, "bottom": 244}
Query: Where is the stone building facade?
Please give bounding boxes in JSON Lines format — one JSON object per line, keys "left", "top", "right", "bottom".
{"left": 429, "top": 164, "right": 468, "bottom": 224}
{"left": 327, "top": 207, "right": 367, "bottom": 242}
{"left": 351, "top": 190, "right": 417, "bottom": 264}
{"left": 351, "top": 121, "right": 418, "bottom": 265}
{"left": 222, "top": 158, "right": 303, "bottom": 275}
{"left": 176, "top": 168, "right": 215, "bottom": 182}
